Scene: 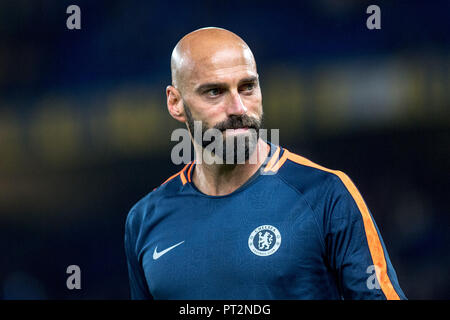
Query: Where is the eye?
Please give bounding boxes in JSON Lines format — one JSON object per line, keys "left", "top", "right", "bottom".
{"left": 240, "top": 83, "right": 255, "bottom": 93}
{"left": 206, "top": 88, "right": 222, "bottom": 97}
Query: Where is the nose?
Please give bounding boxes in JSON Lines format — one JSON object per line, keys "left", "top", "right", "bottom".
{"left": 225, "top": 90, "right": 247, "bottom": 117}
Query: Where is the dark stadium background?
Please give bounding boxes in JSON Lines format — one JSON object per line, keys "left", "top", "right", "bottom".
{"left": 0, "top": 0, "right": 448, "bottom": 299}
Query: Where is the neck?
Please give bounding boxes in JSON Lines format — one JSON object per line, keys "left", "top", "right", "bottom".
{"left": 192, "top": 139, "right": 270, "bottom": 196}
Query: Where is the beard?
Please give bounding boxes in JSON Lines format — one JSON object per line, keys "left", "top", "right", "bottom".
{"left": 184, "top": 101, "right": 263, "bottom": 163}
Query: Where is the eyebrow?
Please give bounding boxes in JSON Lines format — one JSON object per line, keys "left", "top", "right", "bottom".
{"left": 195, "top": 76, "right": 258, "bottom": 93}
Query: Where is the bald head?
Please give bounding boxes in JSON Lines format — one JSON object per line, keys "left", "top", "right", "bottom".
{"left": 170, "top": 27, "right": 256, "bottom": 92}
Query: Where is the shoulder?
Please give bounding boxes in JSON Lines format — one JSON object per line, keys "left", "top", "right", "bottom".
{"left": 270, "top": 147, "right": 366, "bottom": 216}
{"left": 273, "top": 147, "right": 370, "bottom": 223}
{"left": 125, "top": 162, "right": 193, "bottom": 228}
{"left": 271, "top": 147, "right": 349, "bottom": 196}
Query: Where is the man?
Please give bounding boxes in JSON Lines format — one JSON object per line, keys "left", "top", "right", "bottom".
{"left": 124, "top": 27, "right": 406, "bottom": 299}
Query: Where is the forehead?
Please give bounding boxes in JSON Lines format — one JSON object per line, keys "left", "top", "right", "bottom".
{"left": 186, "top": 46, "right": 257, "bottom": 86}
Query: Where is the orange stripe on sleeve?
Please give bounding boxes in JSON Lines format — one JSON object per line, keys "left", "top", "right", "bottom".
{"left": 268, "top": 148, "right": 289, "bottom": 173}
{"left": 187, "top": 161, "right": 195, "bottom": 183}
{"left": 161, "top": 163, "right": 191, "bottom": 186}
{"left": 161, "top": 172, "right": 181, "bottom": 186}
{"left": 179, "top": 163, "right": 189, "bottom": 185}
{"left": 264, "top": 146, "right": 280, "bottom": 172}
{"left": 285, "top": 151, "right": 400, "bottom": 300}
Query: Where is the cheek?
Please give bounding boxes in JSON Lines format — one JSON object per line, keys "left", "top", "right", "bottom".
{"left": 192, "top": 104, "right": 223, "bottom": 128}
{"left": 185, "top": 97, "right": 214, "bottom": 120}
{"left": 200, "top": 105, "right": 222, "bottom": 122}
{"left": 243, "top": 92, "right": 263, "bottom": 113}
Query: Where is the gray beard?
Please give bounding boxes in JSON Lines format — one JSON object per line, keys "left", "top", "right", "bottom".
{"left": 184, "top": 102, "right": 262, "bottom": 163}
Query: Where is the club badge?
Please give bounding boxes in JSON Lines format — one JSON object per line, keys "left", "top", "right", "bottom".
{"left": 248, "top": 225, "right": 281, "bottom": 256}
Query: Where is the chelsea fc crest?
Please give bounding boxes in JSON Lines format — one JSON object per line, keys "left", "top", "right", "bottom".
{"left": 248, "top": 225, "right": 281, "bottom": 256}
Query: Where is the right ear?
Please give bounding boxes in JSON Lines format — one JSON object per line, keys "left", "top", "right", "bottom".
{"left": 166, "top": 85, "right": 186, "bottom": 123}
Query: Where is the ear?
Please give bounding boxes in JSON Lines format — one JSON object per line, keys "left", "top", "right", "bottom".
{"left": 166, "top": 85, "right": 186, "bottom": 123}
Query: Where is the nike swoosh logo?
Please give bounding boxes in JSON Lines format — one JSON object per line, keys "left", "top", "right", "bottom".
{"left": 153, "top": 241, "right": 185, "bottom": 260}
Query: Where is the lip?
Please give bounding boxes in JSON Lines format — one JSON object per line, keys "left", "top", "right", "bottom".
{"left": 223, "top": 127, "right": 249, "bottom": 134}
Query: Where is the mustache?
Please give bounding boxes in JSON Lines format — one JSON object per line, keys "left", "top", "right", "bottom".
{"left": 213, "top": 115, "right": 261, "bottom": 132}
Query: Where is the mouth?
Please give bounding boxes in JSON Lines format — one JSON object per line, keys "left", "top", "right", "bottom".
{"left": 222, "top": 127, "right": 249, "bottom": 135}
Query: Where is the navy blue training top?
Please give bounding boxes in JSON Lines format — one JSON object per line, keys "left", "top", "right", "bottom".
{"left": 124, "top": 143, "right": 406, "bottom": 300}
